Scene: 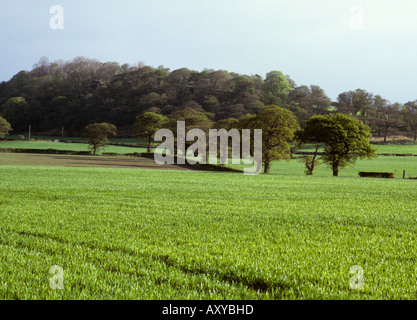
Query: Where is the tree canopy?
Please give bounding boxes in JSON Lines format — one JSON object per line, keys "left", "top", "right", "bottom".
{"left": 296, "top": 114, "right": 377, "bottom": 176}
{"left": 1, "top": 56, "right": 416, "bottom": 143}
{"left": 0, "top": 116, "right": 12, "bottom": 139}
{"left": 0, "top": 97, "right": 28, "bottom": 132}
{"left": 242, "top": 105, "right": 299, "bottom": 174}
{"left": 82, "top": 122, "right": 117, "bottom": 154}
{"left": 132, "top": 112, "right": 168, "bottom": 152}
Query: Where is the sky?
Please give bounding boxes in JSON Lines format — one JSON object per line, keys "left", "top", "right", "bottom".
{"left": 1, "top": 0, "right": 417, "bottom": 103}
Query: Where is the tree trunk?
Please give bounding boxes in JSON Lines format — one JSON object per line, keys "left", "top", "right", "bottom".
{"left": 308, "top": 144, "right": 319, "bottom": 175}
{"left": 332, "top": 163, "right": 339, "bottom": 176}
{"left": 264, "top": 161, "right": 270, "bottom": 174}
{"left": 147, "top": 135, "right": 152, "bottom": 153}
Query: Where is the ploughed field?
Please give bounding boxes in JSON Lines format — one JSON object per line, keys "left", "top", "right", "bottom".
{"left": 1, "top": 163, "right": 417, "bottom": 299}
{"left": 0, "top": 153, "right": 189, "bottom": 170}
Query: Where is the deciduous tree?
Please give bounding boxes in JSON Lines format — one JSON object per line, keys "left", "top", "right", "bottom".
{"left": 297, "top": 114, "right": 376, "bottom": 176}
{"left": 242, "top": 105, "right": 300, "bottom": 174}
{"left": 82, "top": 122, "right": 117, "bottom": 154}
{"left": 0, "top": 97, "right": 29, "bottom": 132}
{"left": 0, "top": 116, "right": 12, "bottom": 139}
{"left": 376, "top": 103, "right": 401, "bottom": 142}
{"left": 337, "top": 89, "right": 374, "bottom": 121}
{"left": 132, "top": 112, "right": 168, "bottom": 152}
{"left": 167, "top": 108, "right": 213, "bottom": 157}
{"left": 401, "top": 101, "right": 417, "bottom": 141}
{"left": 261, "top": 71, "right": 292, "bottom": 106}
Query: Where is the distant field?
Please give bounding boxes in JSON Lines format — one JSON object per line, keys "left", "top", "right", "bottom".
{"left": 2, "top": 138, "right": 417, "bottom": 157}
{"left": 1, "top": 140, "right": 417, "bottom": 178}
{"left": 371, "top": 144, "right": 417, "bottom": 155}
{"left": 269, "top": 156, "right": 417, "bottom": 178}
{"left": 5, "top": 135, "right": 143, "bottom": 145}
{"left": 1, "top": 166, "right": 417, "bottom": 299}
{"left": 223, "top": 156, "right": 417, "bottom": 178}
{"left": 298, "top": 143, "right": 417, "bottom": 155}
{"left": 0, "top": 140, "right": 149, "bottom": 154}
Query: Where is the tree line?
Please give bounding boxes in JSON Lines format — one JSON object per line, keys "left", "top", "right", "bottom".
{"left": 0, "top": 101, "right": 376, "bottom": 176}
{"left": 1, "top": 56, "right": 416, "bottom": 141}
{"left": 78, "top": 106, "right": 375, "bottom": 176}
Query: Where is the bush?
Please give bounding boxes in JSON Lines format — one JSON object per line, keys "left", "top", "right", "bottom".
{"left": 359, "top": 172, "right": 395, "bottom": 179}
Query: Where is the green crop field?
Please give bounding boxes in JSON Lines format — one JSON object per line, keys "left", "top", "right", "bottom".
{"left": 1, "top": 159, "right": 417, "bottom": 299}
{"left": 2, "top": 139, "right": 417, "bottom": 159}
{"left": 271, "top": 156, "right": 417, "bottom": 178}
{"left": 227, "top": 155, "right": 417, "bottom": 179}
{"left": 298, "top": 143, "right": 417, "bottom": 155}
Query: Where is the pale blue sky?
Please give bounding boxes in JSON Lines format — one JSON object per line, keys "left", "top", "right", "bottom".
{"left": 1, "top": 0, "right": 417, "bottom": 102}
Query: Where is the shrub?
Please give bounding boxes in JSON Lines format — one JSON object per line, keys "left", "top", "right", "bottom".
{"left": 359, "top": 172, "right": 395, "bottom": 179}
{"left": 0, "top": 148, "right": 91, "bottom": 155}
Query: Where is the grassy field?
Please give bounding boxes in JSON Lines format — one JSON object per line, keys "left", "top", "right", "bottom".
{"left": 298, "top": 143, "right": 417, "bottom": 155}
{"left": 224, "top": 153, "right": 417, "bottom": 178}
{"left": 1, "top": 161, "right": 417, "bottom": 299}
{"left": 2, "top": 139, "right": 417, "bottom": 157}
{"left": 5, "top": 135, "right": 141, "bottom": 145}
{"left": 0, "top": 140, "right": 149, "bottom": 154}
{"left": 1, "top": 150, "right": 417, "bottom": 178}
{"left": 267, "top": 156, "right": 417, "bottom": 178}
{"left": 1, "top": 142, "right": 417, "bottom": 299}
